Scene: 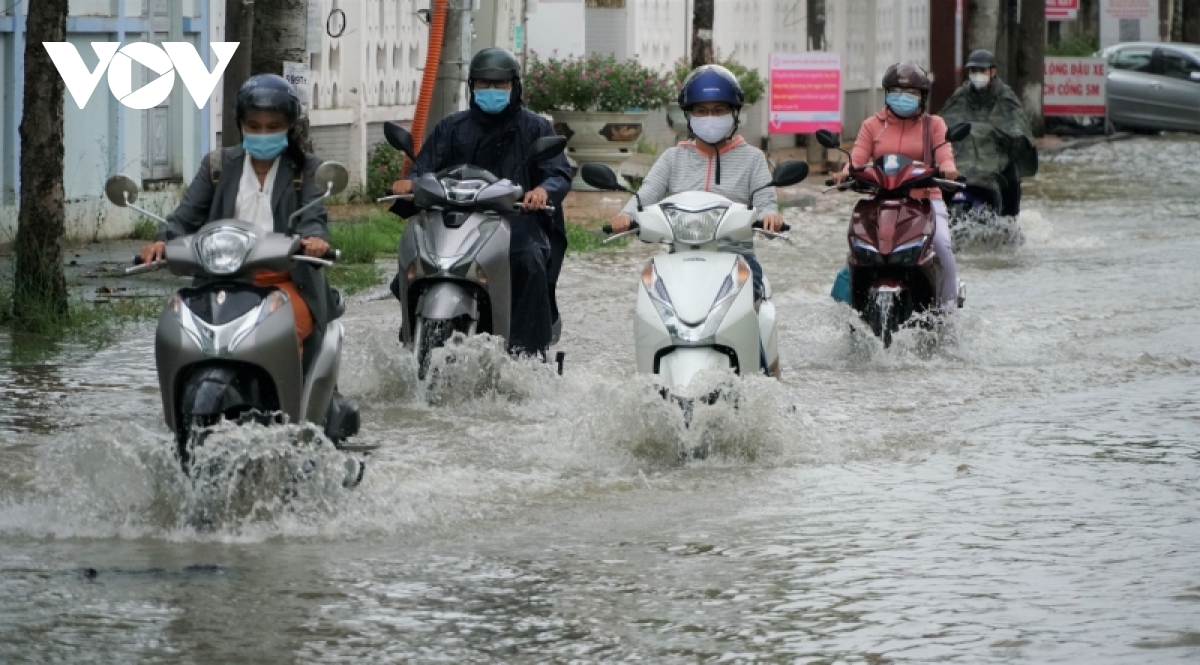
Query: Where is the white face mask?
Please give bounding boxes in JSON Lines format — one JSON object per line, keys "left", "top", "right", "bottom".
{"left": 690, "top": 115, "right": 735, "bottom": 145}
{"left": 969, "top": 73, "right": 991, "bottom": 90}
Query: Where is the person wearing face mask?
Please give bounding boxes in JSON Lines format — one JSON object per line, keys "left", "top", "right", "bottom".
{"left": 938, "top": 50, "right": 1038, "bottom": 217}
{"left": 609, "top": 64, "right": 784, "bottom": 305}
{"left": 832, "top": 63, "right": 961, "bottom": 314}
{"left": 139, "top": 74, "right": 339, "bottom": 357}
{"left": 388, "top": 47, "right": 571, "bottom": 357}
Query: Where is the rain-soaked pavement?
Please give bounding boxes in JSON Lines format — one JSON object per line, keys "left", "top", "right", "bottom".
{"left": 1, "top": 135, "right": 1199, "bottom": 663}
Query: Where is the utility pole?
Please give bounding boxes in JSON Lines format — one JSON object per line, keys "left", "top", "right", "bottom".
{"left": 807, "top": 0, "right": 826, "bottom": 51}
{"left": 13, "top": 0, "right": 70, "bottom": 330}
{"left": 250, "top": 0, "right": 311, "bottom": 148}
{"left": 221, "top": 0, "right": 255, "bottom": 147}
{"left": 806, "top": 0, "right": 826, "bottom": 162}
{"left": 1012, "top": 0, "right": 1045, "bottom": 136}
{"left": 430, "top": 0, "right": 469, "bottom": 138}
{"left": 691, "top": 0, "right": 714, "bottom": 68}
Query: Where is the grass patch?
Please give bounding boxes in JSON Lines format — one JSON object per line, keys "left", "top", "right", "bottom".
{"left": 567, "top": 221, "right": 627, "bottom": 253}
{"left": 327, "top": 263, "right": 384, "bottom": 296}
{"left": 330, "top": 209, "right": 405, "bottom": 264}
{"left": 0, "top": 284, "right": 162, "bottom": 349}
{"left": 130, "top": 218, "right": 160, "bottom": 241}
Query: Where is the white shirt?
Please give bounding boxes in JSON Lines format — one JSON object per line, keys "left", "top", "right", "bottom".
{"left": 235, "top": 153, "right": 281, "bottom": 233}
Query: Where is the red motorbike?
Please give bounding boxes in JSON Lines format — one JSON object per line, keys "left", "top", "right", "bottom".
{"left": 817, "top": 124, "right": 970, "bottom": 346}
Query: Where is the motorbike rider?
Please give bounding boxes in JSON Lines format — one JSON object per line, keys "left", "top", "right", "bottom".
{"left": 833, "top": 63, "right": 960, "bottom": 313}
{"left": 389, "top": 47, "right": 572, "bottom": 357}
{"left": 938, "top": 49, "right": 1038, "bottom": 217}
{"left": 139, "top": 73, "right": 338, "bottom": 355}
{"left": 609, "top": 64, "right": 785, "bottom": 303}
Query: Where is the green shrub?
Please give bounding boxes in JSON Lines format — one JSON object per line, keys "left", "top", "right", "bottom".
{"left": 366, "top": 140, "right": 408, "bottom": 201}
{"left": 1047, "top": 33, "right": 1100, "bottom": 57}
{"left": 130, "top": 218, "right": 159, "bottom": 241}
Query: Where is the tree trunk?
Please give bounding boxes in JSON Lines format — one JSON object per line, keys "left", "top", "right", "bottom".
{"left": 251, "top": 0, "right": 311, "bottom": 149}
{"left": 967, "top": 0, "right": 1000, "bottom": 54}
{"left": 222, "top": 0, "right": 255, "bottom": 147}
{"left": 1185, "top": 1, "right": 1200, "bottom": 43}
{"left": 13, "top": 0, "right": 70, "bottom": 331}
{"left": 1170, "top": 0, "right": 1183, "bottom": 42}
{"left": 807, "top": 0, "right": 826, "bottom": 51}
{"left": 691, "top": 0, "right": 714, "bottom": 68}
{"left": 1012, "top": 0, "right": 1045, "bottom": 137}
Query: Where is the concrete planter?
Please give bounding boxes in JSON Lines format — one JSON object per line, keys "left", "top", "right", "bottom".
{"left": 552, "top": 110, "right": 648, "bottom": 191}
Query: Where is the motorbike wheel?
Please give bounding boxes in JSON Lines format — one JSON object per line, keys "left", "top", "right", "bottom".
{"left": 414, "top": 317, "right": 456, "bottom": 381}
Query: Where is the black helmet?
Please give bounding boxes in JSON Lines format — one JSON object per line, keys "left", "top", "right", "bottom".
{"left": 235, "top": 74, "right": 301, "bottom": 124}
{"left": 965, "top": 50, "right": 997, "bottom": 70}
{"left": 677, "top": 64, "right": 745, "bottom": 110}
{"left": 470, "top": 47, "right": 521, "bottom": 82}
{"left": 882, "top": 63, "right": 931, "bottom": 93}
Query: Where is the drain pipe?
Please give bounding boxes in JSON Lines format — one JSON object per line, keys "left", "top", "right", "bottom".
{"left": 405, "top": 0, "right": 449, "bottom": 174}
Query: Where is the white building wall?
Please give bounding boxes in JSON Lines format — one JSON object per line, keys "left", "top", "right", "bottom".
{"left": 527, "top": 0, "right": 587, "bottom": 59}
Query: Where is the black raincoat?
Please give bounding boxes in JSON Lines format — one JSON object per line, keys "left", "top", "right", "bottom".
{"left": 391, "top": 95, "right": 572, "bottom": 355}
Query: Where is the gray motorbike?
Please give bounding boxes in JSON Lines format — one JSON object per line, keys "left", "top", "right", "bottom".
{"left": 105, "top": 162, "right": 366, "bottom": 476}
{"left": 379, "top": 122, "right": 567, "bottom": 379}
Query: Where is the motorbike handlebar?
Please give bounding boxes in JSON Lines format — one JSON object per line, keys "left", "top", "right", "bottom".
{"left": 753, "top": 221, "right": 792, "bottom": 232}
{"left": 511, "top": 203, "right": 556, "bottom": 214}
{"left": 602, "top": 221, "right": 640, "bottom": 235}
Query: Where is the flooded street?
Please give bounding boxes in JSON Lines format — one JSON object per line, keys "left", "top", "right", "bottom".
{"left": 1, "top": 135, "right": 1199, "bottom": 663}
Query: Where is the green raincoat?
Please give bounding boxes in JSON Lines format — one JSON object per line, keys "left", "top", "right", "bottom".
{"left": 938, "top": 78, "right": 1038, "bottom": 193}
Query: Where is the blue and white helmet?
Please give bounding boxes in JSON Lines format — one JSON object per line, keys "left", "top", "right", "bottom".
{"left": 677, "top": 64, "right": 745, "bottom": 110}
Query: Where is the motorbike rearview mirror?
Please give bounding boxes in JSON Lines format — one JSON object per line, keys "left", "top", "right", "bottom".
{"left": 524, "top": 136, "right": 568, "bottom": 166}
{"left": 770, "top": 160, "right": 809, "bottom": 188}
{"left": 314, "top": 161, "right": 350, "bottom": 197}
{"left": 104, "top": 174, "right": 139, "bottom": 207}
{"left": 815, "top": 129, "right": 841, "bottom": 149}
{"left": 749, "top": 160, "right": 809, "bottom": 209}
{"left": 287, "top": 161, "right": 349, "bottom": 232}
{"left": 104, "top": 173, "right": 168, "bottom": 226}
{"left": 384, "top": 121, "right": 415, "bottom": 159}
{"left": 582, "top": 162, "right": 641, "bottom": 211}
{"left": 945, "top": 122, "right": 972, "bottom": 143}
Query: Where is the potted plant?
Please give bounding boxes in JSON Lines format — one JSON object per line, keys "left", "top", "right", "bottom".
{"left": 525, "top": 52, "right": 676, "bottom": 189}
{"left": 667, "top": 54, "right": 766, "bottom": 141}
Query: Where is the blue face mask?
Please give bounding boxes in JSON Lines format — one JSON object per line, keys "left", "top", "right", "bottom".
{"left": 475, "top": 89, "right": 511, "bottom": 114}
{"left": 885, "top": 92, "right": 921, "bottom": 118}
{"left": 243, "top": 131, "right": 288, "bottom": 160}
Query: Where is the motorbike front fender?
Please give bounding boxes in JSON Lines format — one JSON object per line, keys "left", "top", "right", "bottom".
{"left": 416, "top": 281, "right": 479, "bottom": 321}
{"left": 658, "top": 347, "right": 734, "bottom": 394}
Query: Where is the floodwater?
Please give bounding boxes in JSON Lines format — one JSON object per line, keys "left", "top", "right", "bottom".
{"left": 1, "top": 136, "right": 1198, "bottom": 663}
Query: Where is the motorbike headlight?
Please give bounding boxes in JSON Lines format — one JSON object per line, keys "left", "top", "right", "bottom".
{"left": 851, "top": 239, "right": 883, "bottom": 267}
{"left": 890, "top": 238, "right": 926, "bottom": 267}
{"left": 662, "top": 205, "right": 727, "bottom": 245}
{"left": 196, "top": 227, "right": 256, "bottom": 275}
{"left": 439, "top": 177, "right": 489, "bottom": 203}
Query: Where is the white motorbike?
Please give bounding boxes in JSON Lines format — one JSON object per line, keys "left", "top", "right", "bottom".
{"left": 582, "top": 160, "right": 809, "bottom": 399}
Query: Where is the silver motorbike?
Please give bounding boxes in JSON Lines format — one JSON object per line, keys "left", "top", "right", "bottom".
{"left": 379, "top": 122, "right": 567, "bottom": 379}
{"left": 106, "top": 162, "right": 366, "bottom": 476}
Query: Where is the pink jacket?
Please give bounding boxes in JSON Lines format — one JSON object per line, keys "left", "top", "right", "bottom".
{"left": 844, "top": 109, "right": 956, "bottom": 200}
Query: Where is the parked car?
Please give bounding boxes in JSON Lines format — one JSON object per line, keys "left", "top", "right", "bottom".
{"left": 1097, "top": 42, "right": 1200, "bottom": 134}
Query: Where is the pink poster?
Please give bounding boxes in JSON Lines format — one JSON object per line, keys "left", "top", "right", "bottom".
{"left": 768, "top": 52, "right": 842, "bottom": 135}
